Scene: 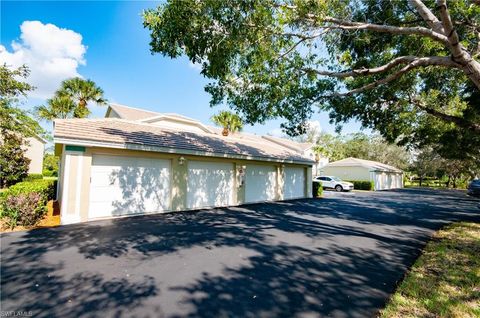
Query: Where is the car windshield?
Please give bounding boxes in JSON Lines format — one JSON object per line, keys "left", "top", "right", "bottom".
{"left": 332, "top": 177, "right": 343, "bottom": 182}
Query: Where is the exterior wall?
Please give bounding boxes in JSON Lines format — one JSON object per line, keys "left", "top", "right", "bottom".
{"left": 306, "top": 166, "right": 313, "bottom": 198}
{"left": 321, "top": 166, "right": 371, "bottom": 181}
{"left": 58, "top": 145, "right": 312, "bottom": 223}
{"left": 24, "top": 137, "right": 45, "bottom": 174}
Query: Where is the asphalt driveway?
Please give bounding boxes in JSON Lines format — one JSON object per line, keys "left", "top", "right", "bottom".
{"left": 1, "top": 188, "right": 479, "bottom": 318}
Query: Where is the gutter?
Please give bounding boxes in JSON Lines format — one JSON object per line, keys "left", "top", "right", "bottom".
{"left": 54, "top": 137, "right": 315, "bottom": 166}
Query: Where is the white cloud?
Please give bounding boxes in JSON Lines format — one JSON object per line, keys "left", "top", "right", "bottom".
{"left": 0, "top": 21, "right": 86, "bottom": 99}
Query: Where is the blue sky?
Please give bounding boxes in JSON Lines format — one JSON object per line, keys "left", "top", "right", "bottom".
{"left": 1, "top": 0, "right": 365, "bottom": 137}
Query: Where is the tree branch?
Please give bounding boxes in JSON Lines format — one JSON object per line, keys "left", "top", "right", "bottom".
{"left": 274, "top": 4, "right": 452, "bottom": 46}
{"left": 410, "top": 97, "right": 480, "bottom": 133}
{"left": 302, "top": 56, "right": 459, "bottom": 78}
{"left": 436, "top": 0, "right": 480, "bottom": 88}
{"left": 408, "top": 0, "right": 445, "bottom": 34}
{"left": 309, "top": 16, "right": 451, "bottom": 45}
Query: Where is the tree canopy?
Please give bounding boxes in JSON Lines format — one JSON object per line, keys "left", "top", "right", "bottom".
{"left": 143, "top": 0, "right": 480, "bottom": 160}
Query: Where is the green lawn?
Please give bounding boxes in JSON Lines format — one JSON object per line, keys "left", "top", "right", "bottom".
{"left": 381, "top": 222, "right": 480, "bottom": 318}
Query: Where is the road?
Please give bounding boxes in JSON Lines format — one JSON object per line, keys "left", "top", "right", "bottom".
{"left": 1, "top": 188, "right": 479, "bottom": 317}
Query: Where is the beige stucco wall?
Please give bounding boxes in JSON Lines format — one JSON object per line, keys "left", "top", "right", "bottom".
{"left": 24, "top": 137, "right": 45, "bottom": 174}
{"left": 57, "top": 145, "right": 312, "bottom": 224}
{"left": 321, "top": 166, "right": 371, "bottom": 181}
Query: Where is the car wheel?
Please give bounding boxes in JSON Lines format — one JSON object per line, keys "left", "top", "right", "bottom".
{"left": 335, "top": 185, "right": 343, "bottom": 192}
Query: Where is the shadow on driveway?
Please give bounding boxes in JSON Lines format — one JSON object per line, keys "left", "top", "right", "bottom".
{"left": 1, "top": 188, "right": 479, "bottom": 317}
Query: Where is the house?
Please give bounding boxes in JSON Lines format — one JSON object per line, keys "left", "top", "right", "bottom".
{"left": 321, "top": 157, "right": 404, "bottom": 191}
{"left": 54, "top": 103, "right": 315, "bottom": 224}
{"left": 24, "top": 135, "right": 46, "bottom": 174}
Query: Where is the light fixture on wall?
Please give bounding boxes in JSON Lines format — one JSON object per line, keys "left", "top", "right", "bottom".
{"left": 178, "top": 156, "right": 186, "bottom": 165}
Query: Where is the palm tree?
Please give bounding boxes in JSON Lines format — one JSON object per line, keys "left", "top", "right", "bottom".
{"left": 58, "top": 77, "right": 107, "bottom": 109}
{"left": 211, "top": 111, "right": 243, "bottom": 136}
{"left": 36, "top": 78, "right": 106, "bottom": 120}
{"left": 35, "top": 95, "right": 77, "bottom": 120}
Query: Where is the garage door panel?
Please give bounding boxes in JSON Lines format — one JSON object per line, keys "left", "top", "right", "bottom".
{"left": 89, "top": 155, "right": 171, "bottom": 219}
{"left": 187, "top": 161, "right": 234, "bottom": 209}
{"left": 284, "top": 167, "right": 305, "bottom": 199}
{"left": 245, "top": 165, "right": 277, "bottom": 203}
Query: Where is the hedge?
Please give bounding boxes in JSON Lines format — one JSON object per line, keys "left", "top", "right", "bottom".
{"left": 0, "top": 179, "right": 56, "bottom": 228}
{"left": 25, "top": 173, "right": 44, "bottom": 181}
{"left": 347, "top": 180, "right": 375, "bottom": 191}
{"left": 43, "top": 170, "right": 58, "bottom": 177}
{"left": 312, "top": 182, "right": 323, "bottom": 198}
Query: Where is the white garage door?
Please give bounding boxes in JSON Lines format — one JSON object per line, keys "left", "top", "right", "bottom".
{"left": 89, "top": 155, "right": 171, "bottom": 219}
{"left": 245, "top": 165, "right": 277, "bottom": 203}
{"left": 187, "top": 161, "right": 234, "bottom": 209}
{"left": 284, "top": 167, "right": 305, "bottom": 199}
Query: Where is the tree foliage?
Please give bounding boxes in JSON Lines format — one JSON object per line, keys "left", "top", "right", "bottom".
{"left": 308, "top": 131, "right": 411, "bottom": 169}
{"left": 36, "top": 77, "right": 106, "bottom": 120}
{"left": 0, "top": 64, "right": 43, "bottom": 138}
{"left": 143, "top": 0, "right": 480, "bottom": 160}
{"left": 42, "top": 153, "right": 59, "bottom": 177}
{"left": 409, "top": 147, "right": 479, "bottom": 187}
{"left": 211, "top": 110, "right": 244, "bottom": 135}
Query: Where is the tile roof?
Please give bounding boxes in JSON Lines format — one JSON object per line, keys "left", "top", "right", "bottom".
{"left": 262, "top": 135, "right": 313, "bottom": 152}
{"left": 54, "top": 118, "right": 314, "bottom": 164}
{"left": 326, "top": 157, "right": 403, "bottom": 173}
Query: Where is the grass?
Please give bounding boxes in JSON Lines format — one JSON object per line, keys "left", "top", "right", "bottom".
{"left": 381, "top": 222, "right": 480, "bottom": 318}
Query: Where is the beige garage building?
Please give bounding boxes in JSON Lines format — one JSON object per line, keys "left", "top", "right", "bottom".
{"left": 54, "top": 104, "right": 314, "bottom": 224}
{"left": 321, "top": 157, "right": 404, "bottom": 191}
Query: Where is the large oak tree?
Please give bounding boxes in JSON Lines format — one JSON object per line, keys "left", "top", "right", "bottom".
{"left": 143, "top": 0, "right": 480, "bottom": 159}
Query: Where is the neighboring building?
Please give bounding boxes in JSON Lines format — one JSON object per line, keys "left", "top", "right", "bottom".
{"left": 320, "top": 157, "right": 404, "bottom": 191}
{"left": 54, "top": 103, "right": 315, "bottom": 224}
{"left": 24, "top": 136, "right": 46, "bottom": 174}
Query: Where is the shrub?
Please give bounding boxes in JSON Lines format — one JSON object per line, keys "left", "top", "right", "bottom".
{"left": 0, "top": 132, "right": 30, "bottom": 188}
{"left": 347, "top": 180, "right": 375, "bottom": 191}
{"left": 25, "top": 173, "right": 43, "bottom": 181}
{"left": 0, "top": 179, "right": 56, "bottom": 228}
{"left": 312, "top": 182, "right": 323, "bottom": 198}
{"left": 42, "top": 170, "right": 58, "bottom": 177}
{"left": 1, "top": 192, "right": 45, "bottom": 229}
{"left": 7, "top": 179, "right": 56, "bottom": 202}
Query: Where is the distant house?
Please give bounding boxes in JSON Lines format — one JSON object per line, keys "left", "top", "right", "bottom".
{"left": 24, "top": 135, "right": 46, "bottom": 174}
{"left": 321, "top": 157, "right": 404, "bottom": 191}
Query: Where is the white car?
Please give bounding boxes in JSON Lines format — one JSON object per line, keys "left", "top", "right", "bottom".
{"left": 314, "top": 176, "right": 354, "bottom": 192}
